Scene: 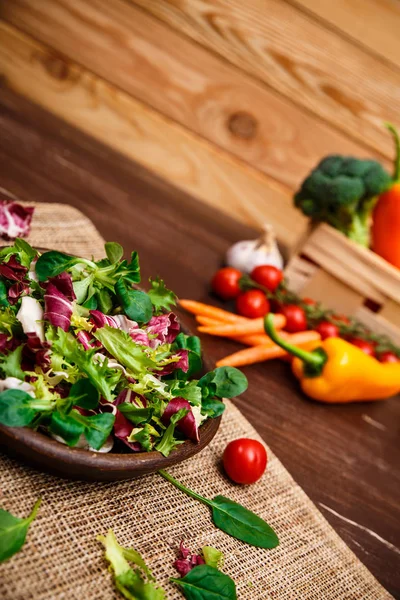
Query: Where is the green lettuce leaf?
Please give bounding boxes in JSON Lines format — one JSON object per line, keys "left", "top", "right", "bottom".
{"left": 93, "top": 326, "right": 157, "bottom": 377}
{"left": 0, "top": 307, "right": 22, "bottom": 338}
{"left": 168, "top": 380, "right": 202, "bottom": 406}
{"left": 0, "top": 238, "right": 37, "bottom": 269}
{"left": 202, "top": 546, "right": 224, "bottom": 569}
{"left": 0, "top": 345, "right": 25, "bottom": 380}
{"left": 147, "top": 278, "right": 177, "bottom": 314}
{"left": 97, "top": 530, "right": 165, "bottom": 600}
{"left": 128, "top": 423, "right": 160, "bottom": 451}
{"left": 155, "top": 408, "right": 187, "bottom": 457}
{"left": 50, "top": 328, "right": 121, "bottom": 401}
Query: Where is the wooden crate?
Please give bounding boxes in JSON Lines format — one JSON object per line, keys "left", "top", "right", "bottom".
{"left": 284, "top": 223, "right": 400, "bottom": 343}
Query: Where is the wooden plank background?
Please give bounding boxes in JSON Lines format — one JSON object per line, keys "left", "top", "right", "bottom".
{"left": 1, "top": 0, "right": 399, "bottom": 253}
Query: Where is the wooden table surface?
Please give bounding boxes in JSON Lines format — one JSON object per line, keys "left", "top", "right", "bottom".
{"left": 1, "top": 88, "right": 399, "bottom": 597}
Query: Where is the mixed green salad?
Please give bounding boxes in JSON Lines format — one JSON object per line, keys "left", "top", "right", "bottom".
{"left": 0, "top": 240, "right": 247, "bottom": 456}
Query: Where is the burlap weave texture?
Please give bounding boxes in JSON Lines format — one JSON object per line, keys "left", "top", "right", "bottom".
{"left": 0, "top": 203, "right": 393, "bottom": 599}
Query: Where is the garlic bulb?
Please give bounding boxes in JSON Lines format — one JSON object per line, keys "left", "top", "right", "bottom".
{"left": 226, "top": 224, "right": 284, "bottom": 273}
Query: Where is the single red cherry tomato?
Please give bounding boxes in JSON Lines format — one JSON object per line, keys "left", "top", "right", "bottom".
{"left": 211, "top": 267, "right": 242, "bottom": 300}
{"left": 378, "top": 351, "right": 399, "bottom": 363}
{"left": 250, "top": 265, "right": 283, "bottom": 293}
{"left": 347, "top": 337, "right": 375, "bottom": 356}
{"left": 223, "top": 438, "right": 267, "bottom": 485}
{"left": 315, "top": 321, "right": 339, "bottom": 340}
{"left": 236, "top": 290, "right": 269, "bottom": 319}
{"left": 280, "top": 304, "right": 307, "bottom": 333}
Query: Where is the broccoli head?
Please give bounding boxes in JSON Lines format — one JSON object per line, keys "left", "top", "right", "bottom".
{"left": 294, "top": 155, "right": 392, "bottom": 246}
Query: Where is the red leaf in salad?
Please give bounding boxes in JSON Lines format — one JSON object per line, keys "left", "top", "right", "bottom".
{"left": 0, "top": 199, "right": 34, "bottom": 240}
{"left": 157, "top": 349, "right": 189, "bottom": 376}
{"left": 147, "top": 313, "right": 180, "bottom": 346}
{"left": 48, "top": 272, "right": 76, "bottom": 301}
{"left": 173, "top": 541, "right": 205, "bottom": 577}
{"left": 89, "top": 310, "right": 119, "bottom": 330}
{"left": 0, "top": 256, "right": 28, "bottom": 282}
{"left": 91, "top": 310, "right": 153, "bottom": 347}
{"left": 24, "top": 333, "right": 51, "bottom": 369}
{"left": 8, "top": 281, "right": 30, "bottom": 305}
{"left": 0, "top": 333, "right": 20, "bottom": 353}
{"left": 44, "top": 283, "right": 73, "bottom": 331}
{"left": 109, "top": 389, "right": 143, "bottom": 451}
{"left": 76, "top": 330, "right": 101, "bottom": 350}
{"left": 162, "top": 397, "right": 199, "bottom": 443}
{"left": 129, "top": 327, "right": 151, "bottom": 347}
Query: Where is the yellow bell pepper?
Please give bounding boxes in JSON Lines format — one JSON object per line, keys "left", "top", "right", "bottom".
{"left": 264, "top": 315, "right": 400, "bottom": 403}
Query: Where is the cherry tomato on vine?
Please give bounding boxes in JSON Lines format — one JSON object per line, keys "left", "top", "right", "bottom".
{"left": 250, "top": 265, "right": 283, "bottom": 293}
{"left": 236, "top": 290, "right": 269, "bottom": 319}
{"left": 378, "top": 351, "right": 399, "bottom": 363}
{"left": 281, "top": 304, "right": 307, "bottom": 333}
{"left": 347, "top": 337, "right": 375, "bottom": 356}
{"left": 302, "top": 297, "right": 316, "bottom": 306}
{"left": 223, "top": 438, "right": 267, "bottom": 485}
{"left": 211, "top": 267, "right": 242, "bottom": 300}
{"left": 315, "top": 321, "right": 339, "bottom": 340}
{"left": 332, "top": 314, "right": 351, "bottom": 325}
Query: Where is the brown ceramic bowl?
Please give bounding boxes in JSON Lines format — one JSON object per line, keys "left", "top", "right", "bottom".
{"left": 0, "top": 248, "right": 221, "bottom": 481}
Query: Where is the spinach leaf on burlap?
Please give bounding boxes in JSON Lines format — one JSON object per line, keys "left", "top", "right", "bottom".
{"left": 0, "top": 499, "right": 41, "bottom": 562}
{"left": 159, "top": 470, "right": 279, "bottom": 549}
{"left": 171, "top": 564, "right": 236, "bottom": 600}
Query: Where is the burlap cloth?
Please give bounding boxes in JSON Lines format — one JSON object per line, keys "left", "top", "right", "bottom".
{"left": 0, "top": 203, "right": 393, "bottom": 600}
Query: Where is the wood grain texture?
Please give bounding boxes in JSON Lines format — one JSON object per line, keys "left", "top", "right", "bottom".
{"left": 131, "top": 0, "right": 400, "bottom": 160}
{"left": 0, "top": 0, "right": 385, "bottom": 193}
{"left": 0, "top": 21, "right": 308, "bottom": 251}
{"left": 295, "top": 0, "right": 400, "bottom": 67}
{"left": 0, "top": 87, "right": 398, "bottom": 596}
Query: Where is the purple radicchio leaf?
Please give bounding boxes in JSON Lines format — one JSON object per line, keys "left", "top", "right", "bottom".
{"left": 173, "top": 541, "right": 205, "bottom": 577}
{"left": 0, "top": 256, "right": 28, "bottom": 282}
{"left": 157, "top": 349, "right": 189, "bottom": 376}
{"left": 129, "top": 327, "right": 151, "bottom": 347}
{"left": 89, "top": 310, "right": 119, "bottom": 330}
{"left": 25, "top": 333, "right": 51, "bottom": 369}
{"left": 0, "top": 200, "right": 34, "bottom": 241}
{"left": 76, "top": 330, "right": 101, "bottom": 350}
{"left": 162, "top": 397, "right": 199, "bottom": 443}
{"left": 90, "top": 310, "right": 151, "bottom": 347}
{"left": 146, "top": 313, "right": 180, "bottom": 347}
{"left": 8, "top": 281, "right": 30, "bottom": 305}
{"left": 112, "top": 314, "right": 139, "bottom": 332}
{"left": 48, "top": 272, "right": 76, "bottom": 301}
{"left": 0, "top": 332, "right": 21, "bottom": 354}
{"left": 44, "top": 283, "right": 73, "bottom": 331}
{"left": 109, "top": 389, "right": 144, "bottom": 452}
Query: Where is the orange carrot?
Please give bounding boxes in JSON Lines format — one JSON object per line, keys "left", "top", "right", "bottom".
{"left": 235, "top": 332, "right": 293, "bottom": 346}
{"left": 215, "top": 331, "right": 321, "bottom": 367}
{"left": 195, "top": 315, "right": 224, "bottom": 326}
{"left": 235, "top": 334, "right": 273, "bottom": 346}
{"left": 197, "top": 314, "right": 286, "bottom": 338}
{"left": 179, "top": 300, "right": 248, "bottom": 323}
